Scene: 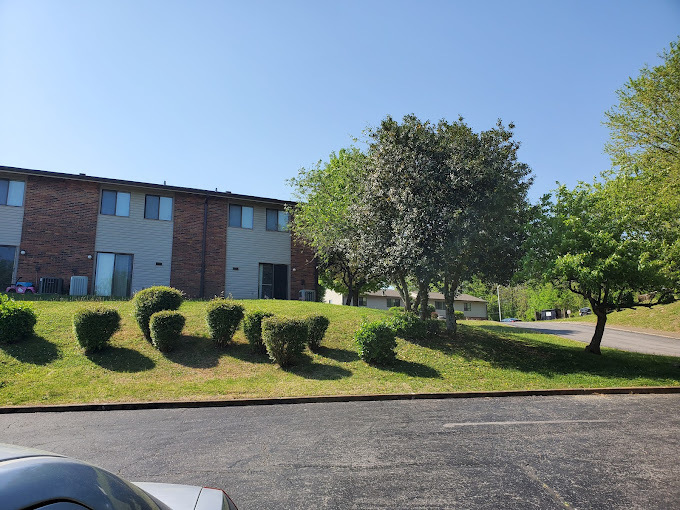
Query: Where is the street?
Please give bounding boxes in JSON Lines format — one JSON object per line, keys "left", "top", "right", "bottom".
{"left": 511, "top": 321, "right": 680, "bottom": 356}
{"left": 1, "top": 394, "right": 679, "bottom": 509}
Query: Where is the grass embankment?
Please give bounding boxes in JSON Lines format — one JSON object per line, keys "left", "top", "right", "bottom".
{"left": 566, "top": 300, "right": 680, "bottom": 334}
{"left": 1, "top": 299, "right": 678, "bottom": 406}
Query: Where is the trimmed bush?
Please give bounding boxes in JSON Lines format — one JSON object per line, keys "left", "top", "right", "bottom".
{"left": 355, "top": 320, "right": 397, "bottom": 365}
{"left": 388, "top": 310, "right": 442, "bottom": 341}
{"left": 262, "top": 316, "right": 308, "bottom": 367}
{"left": 133, "top": 286, "right": 183, "bottom": 340}
{"left": 150, "top": 311, "right": 186, "bottom": 352}
{"left": 0, "top": 295, "right": 37, "bottom": 344}
{"left": 73, "top": 307, "right": 121, "bottom": 352}
{"left": 243, "top": 310, "right": 274, "bottom": 353}
{"left": 306, "top": 315, "right": 330, "bottom": 352}
{"left": 206, "top": 299, "right": 244, "bottom": 346}
{"left": 454, "top": 310, "right": 465, "bottom": 321}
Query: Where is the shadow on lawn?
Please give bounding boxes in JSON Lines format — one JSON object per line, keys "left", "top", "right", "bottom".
{"left": 0, "top": 335, "right": 60, "bottom": 365}
{"left": 285, "top": 353, "right": 353, "bottom": 380}
{"left": 380, "top": 358, "right": 441, "bottom": 379}
{"left": 164, "top": 335, "right": 224, "bottom": 368}
{"left": 87, "top": 346, "right": 155, "bottom": 373}
{"left": 316, "top": 346, "right": 360, "bottom": 363}
{"left": 422, "top": 323, "right": 680, "bottom": 380}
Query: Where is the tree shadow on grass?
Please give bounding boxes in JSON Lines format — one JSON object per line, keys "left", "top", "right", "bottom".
{"left": 315, "top": 346, "right": 360, "bottom": 363}
{"left": 284, "top": 353, "right": 353, "bottom": 380}
{"left": 378, "top": 358, "right": 441, "bottom": 379}
{"left": 426, "top": 323, "right": 680, "bottom": 381}
{"left": 0, "top": 335, "right": 60, "bottom": 365}
{"left": 164, "top": 335, "right": 224, "bottom": 368}
{"left": 86, "top": 346, "right": 155, "bottom": 373}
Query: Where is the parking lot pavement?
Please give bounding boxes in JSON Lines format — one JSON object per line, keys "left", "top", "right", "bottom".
{"left": 1, "top": 393, "right": 679, "bottom": 509}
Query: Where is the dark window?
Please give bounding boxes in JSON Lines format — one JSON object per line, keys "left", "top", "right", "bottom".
{"left": 386, "top": 297, "right": 401, "bottom": 308}
{"left": 266, "top": 209, "right": 289, "bottom": 231}
{"left": 0, "top": 179, "right": 25, "bottom": 206}
{"left": 101, "top": 190, "right": 130, "bottom": 216}
{"left": 358, "top": 296, "right": 367, "bottom": 306}
{"left": 464, "top": 302, "right": 472, "bottom": 311}
{"left": 145, "top": 195, "right": 172, "bottom": 220}
{"left": 259, "top": 263, "right": 288, "bottom": 299}
{"left": 229, "top": 204, "right": 253, "bottom": 228}
{"left": 435, "top": 301, "right": 445, "bottom": 311}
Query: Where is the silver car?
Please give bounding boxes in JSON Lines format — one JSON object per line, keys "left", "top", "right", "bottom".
{"left": 0, "top": 443, "right": 238, "bottom": 509}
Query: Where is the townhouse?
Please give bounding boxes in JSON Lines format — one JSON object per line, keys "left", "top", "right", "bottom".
{"left": 0, "top": 166, "right": 317, "bottom": 300}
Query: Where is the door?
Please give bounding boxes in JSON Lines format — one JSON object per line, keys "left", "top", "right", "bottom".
{"left": 0, "top": 245, "right": 16, "bottom": 290}
{"left": 95, "top": 253, "right": 133, "bottom": 297}
{"left": 259, "top": 263, "right": 288, "bottom": 299}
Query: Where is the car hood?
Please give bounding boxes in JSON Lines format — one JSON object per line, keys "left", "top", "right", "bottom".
{"left": 134, "top": 482, "right": 237, "bottom": 510}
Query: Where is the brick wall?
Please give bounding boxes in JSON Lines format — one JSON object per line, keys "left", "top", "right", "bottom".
{"left": 170, "top": 193, "right": 227, "bottom": 298}
{"left": 16, "top": 176, "right": 99, "bottom": 293}
{"left": 290, "top": 236, "right": 317, "bottom": 300}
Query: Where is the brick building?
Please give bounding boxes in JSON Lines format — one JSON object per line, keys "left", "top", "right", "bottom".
{"left": 0, "top": 166, "right": 317, "bottom": 300}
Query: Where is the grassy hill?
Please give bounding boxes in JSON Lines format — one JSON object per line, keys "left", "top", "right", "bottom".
{"left": 567, "top": 300, "right": 680, "bottom": 334}
{"left": 1, "top": 299, "right": 678, "bottom": 406}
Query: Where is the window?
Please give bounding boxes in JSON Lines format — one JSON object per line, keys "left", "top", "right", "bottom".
{"left": 229, "top": 204, "right": 254, "bottom": 229}
{"left": 95, "top": 252, "right": 133, "bottom": 297}
{"left": 435, "top": 301, "right": 445, "bottom": 311}
{"left": 101, "top": 190, "right": 130, "bottom": 216}
{"left": 464, "top": 302, "right": 472, "bottom": 311}
{"left": 259, "top": 263, "right": 288, "bottom": 299}
{"left": 0, "top": 179, "right": 25, "bottom": 206}
{"left": 358, "top": 296, "right": 367, "bottom": 306}
{"left": 386, "top": 297, "right": 401, "bottom": 308}
{"left": 266, "top": 209, "right": 289, "bottom": 231}
{"left": 145, "top": 195, "right": 172, "bottom": 220}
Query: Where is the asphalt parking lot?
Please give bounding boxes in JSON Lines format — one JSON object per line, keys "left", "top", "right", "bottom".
{"left": 1, "top": 393, "right": 679, "bottom": 509}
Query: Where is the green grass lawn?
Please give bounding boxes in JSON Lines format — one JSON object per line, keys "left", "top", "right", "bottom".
{"left": 1, "top": 299, "right": 678, "bottom": 406}
{"left": 565, "top": 300, "right": 680, "bottom": 334}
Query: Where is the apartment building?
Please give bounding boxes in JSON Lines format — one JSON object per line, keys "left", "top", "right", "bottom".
{"left": 0, "top": 166, "right": 317, "bottom": 300}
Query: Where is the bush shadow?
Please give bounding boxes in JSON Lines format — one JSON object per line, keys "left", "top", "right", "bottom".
{"left": 0, "top": 335, "right": 60, "bottom": 365}
{"left": 86, "top": 346, "right": 155, "bottom": 373}
{"left": 226, "top": 341, "right": 272, "bottom": 365}
{"left": 315, "top": 346, "right": 360, "bottom": 363}
{"left": 426, "top": 323, "right": 680, "bottom": 380}
{"left": 164, "top": 335, "right": 224, "bottom": 368}
{"left": 379, "top": 358, "right": 441, "bottom": 379}
{"left": 285, "top": 353, "right": 353, "bottom": 380}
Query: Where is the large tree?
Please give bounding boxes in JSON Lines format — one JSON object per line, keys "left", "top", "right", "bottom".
{"left": 288, "top": 148, "right": 382, "bottom": 305}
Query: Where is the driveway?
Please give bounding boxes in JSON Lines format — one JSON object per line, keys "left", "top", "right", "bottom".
{"left": 511, "top": 321, "right": 680, "bottom": 356}
{"left": 0, "top": 394, "right": 678, "bottom": 509}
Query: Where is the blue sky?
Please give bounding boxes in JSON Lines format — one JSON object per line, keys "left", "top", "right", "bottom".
{"left": 1, "top": 1, "right": 679, "bottom": 202}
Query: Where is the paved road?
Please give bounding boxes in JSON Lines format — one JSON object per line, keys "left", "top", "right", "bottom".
{"left": 511, "top": 321, "right": 680, "bottom": 356}
{"left": 1, "top": 394, "right": 679, "bottom": 509}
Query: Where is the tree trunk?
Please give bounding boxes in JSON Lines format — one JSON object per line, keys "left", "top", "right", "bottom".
{"left": 586, "top": 307, "right": 607, "bottom": 355}
{"left": 395, "top": 276, "right": 411, "bottom": 311}
{"left": 443, "top": 275, "right": 460, "bottom": 337}
{"left": 352, "top": 287, "right": 360, "bottom": 307}
{"left": 418, "top": 281, "right": 430, "bottom": 321}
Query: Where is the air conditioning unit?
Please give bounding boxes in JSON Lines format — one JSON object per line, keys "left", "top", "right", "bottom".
{"left": 299, "top": 289, "right": 316, "bottom": 302}
{"left": 39, "top": 277, "right": 63, "bottom": 294}
{"left": 70, "top": 276, "right": 88, "bottom": 296}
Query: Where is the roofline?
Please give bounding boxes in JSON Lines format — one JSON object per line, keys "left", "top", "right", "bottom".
{"left": 0, "top": 165, "right": 296, "bottom": 206}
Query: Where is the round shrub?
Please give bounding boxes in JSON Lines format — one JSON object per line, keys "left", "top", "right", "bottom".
{"left": 133, "top": 286, "right": 183, "bottom": 340}
{"left": 150, "top": 310, "right": 186, "bottom": 352}
{"left": 355, "top": 320, "right": 397, "bottom": 365}
{"left": 243, "top": 310, "right": 274, "bottom": 354}
{"left": 454, "top": 310, "right": 465, "bottom": 321}
{"left": 73, "top": 307, "right": 121, "bottom": 352}
{"left": 262, "top": 316, "right": 308, "bottom": 367}
{"left": 306, "top": 315, "right": 330, "bottom": 352}
{"left": 206, "top": 299, "right": 244, "bottom": 346}
{"left": 0, "top": 295, "right": 37, "bottom": 344}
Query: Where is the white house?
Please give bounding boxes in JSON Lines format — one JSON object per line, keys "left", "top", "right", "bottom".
{"left": 325, "top": 289, "right": 487, "bottom": 320}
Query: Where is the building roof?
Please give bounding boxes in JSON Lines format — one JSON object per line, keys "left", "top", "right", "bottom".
{"left": 0, "top": 165, "right": 295, "bottom": 206}
{"left": 364, "top": 289, "right": 487, "bottom": 303}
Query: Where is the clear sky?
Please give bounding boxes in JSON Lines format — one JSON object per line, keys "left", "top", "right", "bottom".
{"left": 1, "top": 1, "right": 679, "bottom": 202}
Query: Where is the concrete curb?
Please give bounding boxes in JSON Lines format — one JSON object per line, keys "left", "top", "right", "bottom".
{"left": 1, "top": 386, "right": 679, "bottom": 414}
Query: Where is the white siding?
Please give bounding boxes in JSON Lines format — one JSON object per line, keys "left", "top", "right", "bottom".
{"left": 225, "top": 205, "right": 291, "bottom": 299}
{"left": 433, "top": 300, "right": 487, "bottom": 319}
{"left": 95, "top": 189, "right": 174, "bottom": 294}
{"left": 0, "top": 204, "right": 24, "bottom": 246}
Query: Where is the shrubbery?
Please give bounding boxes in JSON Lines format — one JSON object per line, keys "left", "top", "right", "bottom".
{"left": 262, "top": 316, "right": 307, "bottom": 367}
{"left": 0, "top": 295, "right": 37, "bottom": 344}
{"left": 388, "top": 309, "right": 443, "bottom": 341}
{"left": 305, "top": 315, "right": 330, "bottom": 352}
{"left": 454, "top": 310, "right": 465, "bottom": 321}
{"left": 206, "top": 299, "right": 244, "bottom": 346}
{"left": 133, "top": 286, "right": 183, "bottom": 340}
{"left": 150, "top": 310, "right": 186, "bottom": 352}
{"left": 354, "top": 320, "right": 397, "bottom": 365}
{"left": 72, "top": 307, "right": 121, "bottom": 352}
{"left": 243, "top": 310, "right": 274, "bottom": 353}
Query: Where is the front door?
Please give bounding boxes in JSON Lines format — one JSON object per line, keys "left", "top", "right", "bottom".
{"left": 259, "top": 263, "right": 288, "bottom": 299}
{"left": 0, "top": 245, "right": 16, "bottom": 290}
{"left": 95, "top": 253, "right": 133, "bottom": 297}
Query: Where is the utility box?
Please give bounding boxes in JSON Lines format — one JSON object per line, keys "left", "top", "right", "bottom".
{"left": 299, "top": 289, "right": 316, "bottom": 302}
{"left": 540, "top": 309, "right": 558, "bottom": 320}
{"left": 39, "top": 277, "right": 63, "bottom": 294}
{"left": 69, "top": 276, "right": 88, "bottom": 296}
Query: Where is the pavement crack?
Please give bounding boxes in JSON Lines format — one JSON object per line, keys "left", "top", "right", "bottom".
{"left": 522, "top": 464, "right": 574, "bottom": 509}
